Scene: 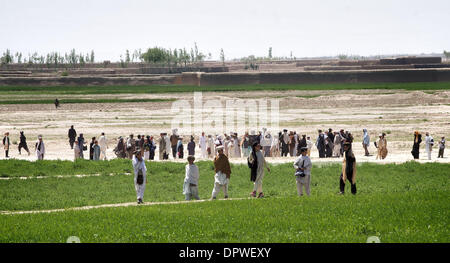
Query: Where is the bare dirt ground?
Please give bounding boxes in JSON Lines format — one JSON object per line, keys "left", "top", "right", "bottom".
{"left": 0, "top": 89, "right": 449, "bottom": 164}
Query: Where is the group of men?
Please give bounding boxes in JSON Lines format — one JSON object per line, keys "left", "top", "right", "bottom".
{"left": 412, "top": 131, "right": 445, "bottom": 160}
{"left": 2, "top": 131, "right": 45, "bottom": 160}
{"left": 68, "top": 126, "right": 108, "bottom": 161}
{"left": 1, "top": 126, "right": 445, "bottom": 162}
{"left": 132, "top": 135, "right": 360, "bottom": 204}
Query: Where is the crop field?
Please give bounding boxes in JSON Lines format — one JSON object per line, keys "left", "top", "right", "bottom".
{"left": 1, "top": 82, "right": 450, "bottom": 96}
{"left": 0, "top": 160, "right": 448, "bottom": 242}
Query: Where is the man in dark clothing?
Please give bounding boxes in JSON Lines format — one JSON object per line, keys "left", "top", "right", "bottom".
{"left": 18, "top": 131, "right": 30, "bottom": 155}
{"left": 411, "top": 131, "right": 422, "bottom": 159}
{"left": 325, "top": 131, "right": 334, "bottom": 158}
{"left": 54, "top": 98, "right": 60, "bottom": 109}
{"left": 339, "top": 142, "right": 357, "bottom": 195}
{"left": 78, "top": 133, "right": 86, "bottom": 159}
{"left": 187, "top": 136, "right": 196, "bottom": 156}
{"left": 297, "top": 134, "right": 307, "bottom": 155}
{"left": 328, "top": 128, "right": 335, "bottom": 143}
{"left": 280, "top": 129, "right": 289, "bottom": 157}
{"left": 316, "top": 130, "right": 326, "bottom": 158}
{"left": 68, "top": 126, "right": 77, "bottom": 149}
{"left": 170, "top": 130, "right": 179, "bottom": 159}
{"left": 89, "top": 137, "right": 96, "bottom": 160}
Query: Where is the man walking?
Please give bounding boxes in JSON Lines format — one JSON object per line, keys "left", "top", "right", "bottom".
{"left": 248, "top": 142, "right": 271, "bottom": 198}
{"left": 132, "top": 150, "right": 147, "bottom": 204}
{"left": 68, "top": 125, "right": 77, "bottom": 149}
{"left": 211, "top": 146, "right": 232, "bottom": 200}
{"left": 183, "top": 156, "right": 200, "bottom": 200}
{"left": 18, "top": 131, "right": 30, "bottom": 155}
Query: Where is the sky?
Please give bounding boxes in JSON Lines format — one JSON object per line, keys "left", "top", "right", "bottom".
{"left": 1, "top": 0, "right": 449, "bottom": 61}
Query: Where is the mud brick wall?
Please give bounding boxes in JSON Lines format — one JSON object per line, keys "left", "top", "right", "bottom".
{"left": 380, "top": 57, "right": 442, "bottom": 65}
{"left": 196, "top": 69, "right": 450, "bottom": 86}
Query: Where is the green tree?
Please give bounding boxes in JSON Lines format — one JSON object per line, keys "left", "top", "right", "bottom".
{"left": 90, "top": 50, "right": 95, "bottom": 63}
{"left": 125, "top": 50, "right": 131, "bottom": 63}
{"left": 268, "top": 47, "right": 272, "bottom": 60}
{"left": 444, "top": 50, "right": 450, "bottom": 60}
{"left": 1, "top": 49, "right": 14, "bottom": 64}
{"left": 141, "top": 47, "right": 168, "bottom": 63}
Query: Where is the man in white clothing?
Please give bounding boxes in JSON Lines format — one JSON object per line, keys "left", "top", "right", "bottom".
{"left": 306, "top": 136, "right": 313, "bottom": 157}
{"left": 425, "top": 132, "right": 434, "bottom": 160}
{"left": 183, "top": 156, "right": 200, "bottom": 200}
{"left": 207, "top": 135, "right": 215, "bottom": 158}
{"left": 132, "top": 151, "right": 147, "bottom": 204}
{"left": 294, "top": 147, "right": 312, "bottom": 196}
{"left": 98, "top": 132, "right": 108, "bottom": 160}
{"left": 199, "top": 132, "right": 207, "bottom": 159}
{"left": 35, "top": 135, "right": 45, "bottom": 160}
{"left": 248, "top": 142, "right": 270, "bottom": 198}
{"left": 164, "top": 133, "right": 171, "bottom": 159}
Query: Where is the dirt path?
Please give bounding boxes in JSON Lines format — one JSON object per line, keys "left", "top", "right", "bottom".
{"left": 0, "top": 198, "right": 248, "bottom": 215}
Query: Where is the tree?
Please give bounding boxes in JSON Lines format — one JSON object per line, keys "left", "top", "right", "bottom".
{"left": 68, "top": 49, "right": 77, "bottom": 65}
{"left": 79, "top": 53, "right": 85, "bottom": 66}
{"left": 268, "top": 47, "right": 272, "bottom": 60}
{"left": 141, "top": 47, "right": 168, "bottom": 63}
{"left": 444, "top": 50, "right": 450, "bottom": 60}
{"left": 173, "top": 49, "right": 178, "bottom": 66}
{"left": 1, "top": 49, "right": 13, "bottom": 64}
{"left": 90, "top": 50, "right": 95, "bottom": 63}
{"left": 125, "top": 49, "right": 131, "bottom": 63}
{"left": 220, "top": 48, "right": 225, "bottom": 66}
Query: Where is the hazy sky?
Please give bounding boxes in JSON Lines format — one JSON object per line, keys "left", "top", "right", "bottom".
{"left": 1, "top": 0, "right": 449, "bottom": 61}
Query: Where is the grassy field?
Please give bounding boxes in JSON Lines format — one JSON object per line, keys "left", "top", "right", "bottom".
{"left": 0, "top": 82, "right": 449, "bottom": 95}
{"left": 1, "top": 192, "right": 447, "bottom": 243}
{"left": 0, "top": 160, "right": 448, "bottom": 242}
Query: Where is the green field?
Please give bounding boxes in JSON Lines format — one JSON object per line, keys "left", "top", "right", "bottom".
{"left": 1, "top": 81, "right": 450, "bottom": 95}
{"left": 0, "top": 160, "right": 448, "bottom": 242}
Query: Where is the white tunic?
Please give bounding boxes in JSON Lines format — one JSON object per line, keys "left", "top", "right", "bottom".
{"left": 132, "top": 156, "right": 147, "bottom": 200}
{"left": 183, "top": 164, "right": 199, "bottom": 195}
{"left": 293, "top": 155, "right": 312, "bottom": 176}
{"left": 36, "top": 140, "right": 45, "bottom": 159}
{"left": 425, "top": 135, "right": 433, "bottom": 151}
{"left": 98, "top": 135, "right": 107, "bottom": 151}
{"left": 199, "top": 136, "right": 207, "bottom": 150}
{"left": 214, "top": 171, "right": 228, "bottom": 185}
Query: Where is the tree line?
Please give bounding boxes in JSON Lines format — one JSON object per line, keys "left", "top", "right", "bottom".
{"left": 0, "top": 49, "right": 95, "bottom": 66}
